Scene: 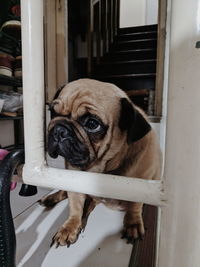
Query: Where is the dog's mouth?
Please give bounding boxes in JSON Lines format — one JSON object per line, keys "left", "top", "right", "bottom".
{"left": 48, "top": 122, "right": 90, "bottom": 168}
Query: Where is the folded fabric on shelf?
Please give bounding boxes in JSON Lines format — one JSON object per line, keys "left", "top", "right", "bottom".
{"left": 0, "top": 90, "right": 23, "bottom": 113}
{"left": 1, "top": 20, "right": 21, "bottom": 40}
{"left": 0, "top": 53, "right": 14, "bottom": 77}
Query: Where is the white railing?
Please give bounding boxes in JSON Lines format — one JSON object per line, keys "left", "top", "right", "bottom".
{"left": 21, "top": 0, "right": 164, "bottom": 206}
{"left": 21, "top": 0, "right": 200, "bottom": 267}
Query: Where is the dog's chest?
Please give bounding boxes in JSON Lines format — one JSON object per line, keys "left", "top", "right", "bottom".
{"left": 91, "top": 195, "right": 127, "bottom": 211}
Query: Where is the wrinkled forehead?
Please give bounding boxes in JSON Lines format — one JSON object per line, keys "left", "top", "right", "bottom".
{"left": 52, "top": 79, "right": 125, "bottom": 121}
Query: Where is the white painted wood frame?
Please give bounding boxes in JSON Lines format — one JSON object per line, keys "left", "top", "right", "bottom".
{"left": 21, "top": 0, "right": 200, "bottom": 266}
{"left": 20, "top": 0, "right": 163, "bottom": 206}
{"left": 157, "top": 0, "right": 200, "bottom": 266}
{"left": 44, "top": 0, "right": 67, "bottom": 103}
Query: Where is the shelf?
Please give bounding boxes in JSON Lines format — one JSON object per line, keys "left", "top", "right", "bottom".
{"left": 0, "top": 115, "right": 23, "bottom": 120}
{"left": 2, "top": 144, "right": 24, "bottom": 150}
{"left": 0, "top": 74, "right": 22, "bottom": 87}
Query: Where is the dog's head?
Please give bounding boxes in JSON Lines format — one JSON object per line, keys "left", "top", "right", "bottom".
{"left": 47, "top": 79, "right": 151, "bottom": 172}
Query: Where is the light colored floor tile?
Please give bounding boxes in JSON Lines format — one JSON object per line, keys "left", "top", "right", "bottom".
{"left": 10, "top": 183, "right": 50, "bottom": 218}
{"left": 14, "top": 197, "right": 132, "bottom": 267}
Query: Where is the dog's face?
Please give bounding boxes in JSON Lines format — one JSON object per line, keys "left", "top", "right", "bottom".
{"left": 47, "top": 79, "right": 151, "bottom": 172}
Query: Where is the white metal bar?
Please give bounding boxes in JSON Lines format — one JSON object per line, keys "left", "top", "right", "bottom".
{"left": 21, "top": 0, "right": 164, "bottom": 207}
{"left": 158, "top": 0, "right": 200, "bottom": 266}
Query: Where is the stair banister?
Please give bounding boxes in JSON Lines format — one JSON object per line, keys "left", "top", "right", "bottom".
{"left": 87, "top": 0, "right": 120, "bottom": 77}
{"left": 20, "top": 0, "right": 164, "bottom": 204}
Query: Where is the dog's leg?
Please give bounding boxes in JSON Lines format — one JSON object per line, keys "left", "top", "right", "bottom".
{"left": 51, "top": 192, "right": 86, "bottom": 247}
{"left": 122, "top": 202, "right": 144, "bottom": 243}
{"left": 39, "top": 190, "right": 68, "bottom": 208}
{"left": 81, "top": 196, "right": 97, "bottom": 230}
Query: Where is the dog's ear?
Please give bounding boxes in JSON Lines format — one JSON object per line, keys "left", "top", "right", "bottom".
{"left": 119, "top": 98, "right": 151, "bottom": 144}
{"left": 53, "top": 84, "right": 66, "bottom": 101}
{"left": 49, "top": 85, "right": 66, "bottom": 118}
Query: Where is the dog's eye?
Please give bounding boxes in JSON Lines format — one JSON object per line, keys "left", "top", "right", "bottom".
{"left": 84, "top": 118, "right": 101, "bottom": 133}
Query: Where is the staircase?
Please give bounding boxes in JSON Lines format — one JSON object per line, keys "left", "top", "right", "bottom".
{"left": 91, "top": 24, "right": 158, "bottom": 115}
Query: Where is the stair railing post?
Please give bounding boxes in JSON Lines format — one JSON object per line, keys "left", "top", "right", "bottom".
{"left": 102, "top": 0, "right": 108, "bottom": 54}
{"left": 107, "top": 0, "right": 111, "bottom": 49}
{"left": 113, "top": 0, "right": 117, "bottom": 36}
{"left": 96, "top": 0, "right": 102, "bottom": 64}
{"left": 110, "top": 0, "right": 114, "bottom": 44}
{"left": 116, "top": 0, "right": 120, "bottom": 33}
{"left": 87, "top": 0, "right": 94, "bottom": 77}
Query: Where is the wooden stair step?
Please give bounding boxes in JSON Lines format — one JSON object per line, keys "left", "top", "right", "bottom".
{"left": 94, "top": 73, "right": 156, "bottom": 91}
{"left": 126, "top": 89, "right": 150, "bottom": 97}
{"left": 95, "top": 59, "right": 156, "bottom": 75}
{"left": 118, "top": 24, "right": 157, "bottom": 35}
{"left": 96, "top": 73, "right": 156, "bottom": 78}
{"left": 117, "top": 31, "right": 157, "bottom": 42}
{"left": 112, "top": 39, "right": 157, "bottom": 51}
{"left": 103, "top": 49, "right": 157, "bottom": 61}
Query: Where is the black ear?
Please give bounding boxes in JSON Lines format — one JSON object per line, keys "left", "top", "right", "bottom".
{"left": 53, "top": 84, "right": 66, "bottom": 101}
{"left": 119, "top": 98, "right": 151, "bottom": 144}
{"left": 49, "top": 85, "right": 66, "bottom": 118}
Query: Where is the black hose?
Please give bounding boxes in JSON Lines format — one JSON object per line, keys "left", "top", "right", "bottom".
{"left": 0, "top": 149, "right": 24, "bottom": 267}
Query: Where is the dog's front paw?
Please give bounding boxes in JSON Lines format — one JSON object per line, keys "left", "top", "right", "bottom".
{"left": 39, "top": 191, "right": 68, "bottom": 208}
{"left": 51, "top": 219, "right": 82, "bottom": 248}
{"left": 122, "top": 221, "right": 145, "bottom": 244}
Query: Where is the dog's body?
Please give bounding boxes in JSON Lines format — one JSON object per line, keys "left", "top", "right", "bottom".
{"left": 40, "top": 79, "right": 161, "bottom": 247}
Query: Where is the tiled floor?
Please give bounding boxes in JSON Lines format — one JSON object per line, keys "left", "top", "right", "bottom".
{"left": 11, "top": 186, "right": 132, "bottom": 267}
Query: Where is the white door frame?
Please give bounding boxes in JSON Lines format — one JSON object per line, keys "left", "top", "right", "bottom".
{"left": 158, "top": 0, "right": 200, "bottom": 265}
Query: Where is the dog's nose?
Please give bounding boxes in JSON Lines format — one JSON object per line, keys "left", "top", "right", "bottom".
{"left": 53, "top": 125, "right": 70, "bottom": 142}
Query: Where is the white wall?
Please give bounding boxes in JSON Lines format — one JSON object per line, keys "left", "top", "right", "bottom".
{"left": 120, "top": 0, "right": 146, "bottom": 28}
{"left": 120, "top": 0, "right": 158, "bottom": 28}
{"left": 146, "top": 0, "right": 158, "bottom": 25}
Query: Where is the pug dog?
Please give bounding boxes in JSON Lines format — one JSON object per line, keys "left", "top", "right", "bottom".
{"left": 39, "top": 78, "right": 162, "bottom": 247}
